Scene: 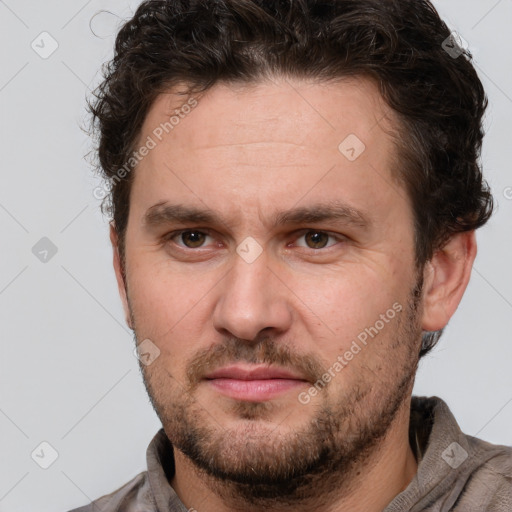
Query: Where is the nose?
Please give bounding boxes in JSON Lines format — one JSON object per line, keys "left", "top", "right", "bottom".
{"left": 212, "top": 248, "right": 293, "bottom": 342}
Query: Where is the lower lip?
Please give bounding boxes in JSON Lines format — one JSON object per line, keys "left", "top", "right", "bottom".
{"left": 206, "top": 378, "right": 307, "bottom": 401}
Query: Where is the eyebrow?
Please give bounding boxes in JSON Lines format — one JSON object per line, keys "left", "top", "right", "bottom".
{"left": 143, "top": 200, "right": 371, "bottom": 231}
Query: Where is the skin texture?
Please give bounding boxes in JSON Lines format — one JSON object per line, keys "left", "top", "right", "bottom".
{"left": 110, "top": 76, "right": 477, "bottom": 512}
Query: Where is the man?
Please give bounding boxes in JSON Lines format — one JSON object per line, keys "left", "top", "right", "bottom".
{"left": 70, "top": 0, "right": 511, "bottom": 510}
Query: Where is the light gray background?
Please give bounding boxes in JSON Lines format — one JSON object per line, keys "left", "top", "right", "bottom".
{"left": 0, "top": 1, "right": 511, "bottom": 511}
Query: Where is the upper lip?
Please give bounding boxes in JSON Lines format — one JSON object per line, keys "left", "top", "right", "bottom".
{"left": 204, "top": 365, "right": 307, "bottom": 381}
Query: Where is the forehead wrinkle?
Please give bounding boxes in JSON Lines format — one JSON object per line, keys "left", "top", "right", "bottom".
{"left": 190, "top": 140, "right": 310, "bottom": 150}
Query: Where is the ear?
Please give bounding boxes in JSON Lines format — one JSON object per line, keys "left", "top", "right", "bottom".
{"left": 109, "top": 222, "right": 134, "bottom": 330}
{"left": 421, "top": 231, "right": 477, "bottom": 332}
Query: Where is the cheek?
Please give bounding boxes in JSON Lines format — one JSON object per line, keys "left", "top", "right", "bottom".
{"left": 292, "top": 269, "right": 406, "bottom": 347}
{"left": 127, "top": 261, "right": 212, "bottom": 347}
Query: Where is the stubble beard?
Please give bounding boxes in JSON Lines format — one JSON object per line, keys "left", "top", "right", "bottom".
{"left": 131, "top": 279, "right": 423, "bottom": 509}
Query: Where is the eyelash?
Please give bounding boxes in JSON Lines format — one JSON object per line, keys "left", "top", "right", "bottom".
{"left": 163, "top": 229, "right": 346, "bottom": 252}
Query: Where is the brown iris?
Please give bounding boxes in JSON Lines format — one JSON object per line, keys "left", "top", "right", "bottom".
{"left": 180, "top": 231, "right": 206, "bottom": 248}
{"left": 304, "top": 231, "right": 329, "bottom": 249}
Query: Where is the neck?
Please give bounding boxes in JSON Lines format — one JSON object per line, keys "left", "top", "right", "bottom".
{"left": 170, "top": 396, "right": 418, "bottom": 512}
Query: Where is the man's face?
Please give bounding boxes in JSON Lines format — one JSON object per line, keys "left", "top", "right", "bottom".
{"left": 115, "top": 77, "right": 424, "bottom": 497}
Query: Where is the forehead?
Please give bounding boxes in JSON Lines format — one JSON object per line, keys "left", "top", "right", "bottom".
{"left": 140, "top": 76, "right": 396, "bottom": 157}
{"left": 130, "top": 76, "right": 407, "bottom": 231}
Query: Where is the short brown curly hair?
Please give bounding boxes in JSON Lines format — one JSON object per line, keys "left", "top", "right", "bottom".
{"left": 88, "top": 0, "right": 493, "bottom": 358}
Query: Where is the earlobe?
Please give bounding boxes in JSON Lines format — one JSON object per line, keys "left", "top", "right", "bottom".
{"left": 109, "top": 222, "right": 134, "bottom": 330}
{"left": 421, "top": 231, "right": 477, "bottom": 332}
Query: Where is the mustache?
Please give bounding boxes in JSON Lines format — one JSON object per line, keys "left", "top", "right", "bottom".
{"left": 185, "top": 336, "right": 327, "bottom": 390}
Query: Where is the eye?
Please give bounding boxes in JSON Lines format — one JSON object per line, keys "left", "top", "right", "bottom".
{"left": 293, "top": 230, "right": 342, "bottom": 250}
{"left": 164, "top": 229, "right": 344, "bottom": 252}
{"left": 168, "top": 230, "right": 214, "bottom": 249}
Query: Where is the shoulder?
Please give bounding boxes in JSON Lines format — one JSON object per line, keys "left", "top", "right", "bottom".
{"left": 460, "top": 435, "right": 512, "bottom": 510}
{"left": 66, "top": 471, "right": 156, "bottom": 512}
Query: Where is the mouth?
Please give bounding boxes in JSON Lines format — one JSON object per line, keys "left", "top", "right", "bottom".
{"left": 203, "top": 364, "right": 309, "bottom": 401}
